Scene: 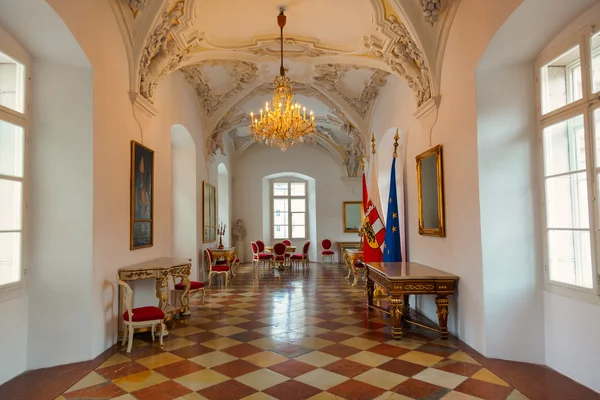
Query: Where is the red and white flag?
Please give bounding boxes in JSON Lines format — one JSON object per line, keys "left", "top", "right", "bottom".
{"left": 362, "top": 143, "right": 385, "bottom": 262}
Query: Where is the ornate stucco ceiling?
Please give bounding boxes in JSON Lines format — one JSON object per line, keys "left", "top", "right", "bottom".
{"left": 110, "top": 0, "right": 459, "bottom": 173}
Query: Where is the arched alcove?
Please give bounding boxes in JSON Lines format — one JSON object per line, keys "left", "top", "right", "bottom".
{"left": 217, "top": 163, "right": 230, "bottom": 247}
{"left": 171, "top": 124, "right": 198, "bottom": 279}
{"left": 0, "top": 0, "right": 93, "bottom": 379}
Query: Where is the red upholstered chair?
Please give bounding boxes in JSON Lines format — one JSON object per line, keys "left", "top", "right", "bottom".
{"left": 282, "top": 240, "right": 291, "bottom": 246}
{"left": 321, "top": 239, "right": 335, "bottom": 263}
{"left": 118, "top": 277, "right": 165, "bottom": 353}
{"left": 272, "top": 242, "right": 288, "bottom": 269}
{"left": 256, "top": 240, "right": 266, "bottom": 252}
{"left": 282, "top": 240, "right": 292, "bottom": 265}
{"left": 291, "top": 240, "right": 311, "bottom": 269}
{"left": 172, "top": 261, "right": 205, "bottom": 315}
{"left": 205, "top": 249, "right": 231, "bottom": 286}
{"left": 252, "top": 241, "right": 272, "bottom": 268}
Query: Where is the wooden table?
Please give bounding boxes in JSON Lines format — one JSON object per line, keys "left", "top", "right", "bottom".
{"left": 365, "top": 262, "right": 459, "bottom": 340}
{"left": 343, "top": 249, "right": 364, "bottom": 286}
{"left": 118, "top": 257, "right": 192, "bottom": 337}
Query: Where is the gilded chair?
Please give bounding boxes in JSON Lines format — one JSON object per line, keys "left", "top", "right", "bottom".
{"left": 272, "top": 242, "right": 288, "bottom": 269}
{"left": 172, "top": 261, "right": 205, "bottom": 315}
{"left": 205, "top": 248, "right": 231, "bottom": 286}
{"left": 291, "top": 240, "right": 311, "bottom": 269}
{"left": 321, "top": 239, "right": 335, "bottom": 263}
{"left": 282, "top": 239, "right": 292, "bottom": 266}
{"left": 252, "top": 241, "right": 273, "bottom": 268}
{"left": 118, "top": 277, "right": 165, "bottom": 353}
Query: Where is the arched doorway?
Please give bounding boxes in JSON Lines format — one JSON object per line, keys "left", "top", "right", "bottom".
{"left": 217, "top": 163, "right": 230, "bottom": 247}
{"left": 171, "top": 125, "right": 198, "bottom": 279}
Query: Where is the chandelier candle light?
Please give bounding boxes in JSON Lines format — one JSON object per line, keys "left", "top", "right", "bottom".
{"left": 249, "top": 8, "right": 316, "bottom": 151}
{"left": 217, "top": 222, "right": 226, "bottom": 249}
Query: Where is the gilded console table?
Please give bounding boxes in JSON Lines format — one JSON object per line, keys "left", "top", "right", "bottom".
{"left": 208, "top": 247, "right": 237, "bottom": 276}
{"left": 337, "top": 241, "right": 361, "bottom": 259}
{"left": 118, "top": 257, "right": 192, "bottom": 337}
{"left": 343, "top": 249, "right": 364, "bottom": 286}
{"left": 365, "top": 262, "right": 459, "bottom": 340}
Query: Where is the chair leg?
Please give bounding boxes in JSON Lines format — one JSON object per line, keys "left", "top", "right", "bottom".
{"left": 225, "top": 272, "right": 228, "bottom": 286}
{"left": 208, "top": 272, "right": 213, "bottom": 286}
{"left": 201, "top": 288, "right": 206, "bottom": 305}
{"left": 151, "top": 324, "right": 155, "bottom": 342}
{"left": 159, "top": 321, "right": 165, "bottom": 348}
{"left": 127, "top": 324, "right": 134, "bottom": 353}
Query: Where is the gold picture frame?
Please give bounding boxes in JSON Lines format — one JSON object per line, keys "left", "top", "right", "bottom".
{"left": 416, "top": 144, "right": 445, "bottom": 237}
{"left": 343, "top": 201, "right": 363, "bottom": 233}
{"left": 203, "top": 181, "right": 217, "bottom": 243}
{"left": 130, "top": 140, "right": 154, "bottom": 249}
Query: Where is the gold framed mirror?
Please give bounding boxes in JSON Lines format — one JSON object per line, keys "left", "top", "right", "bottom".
{"left": 202, "top": 181, "right": 217, "bottom": 243}
{"left": 416, "top": 145, "right": 445, "bottom": 237}
{"left": 343, "top": 201, "right": 362, "bottom": 233}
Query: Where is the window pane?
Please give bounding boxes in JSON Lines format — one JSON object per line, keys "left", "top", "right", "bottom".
{"left": 0, "top": 179, "right": 22, "bottom": 231}
{"left": 542, "top": 115, "right": 585, "bottom": 175}
{"left": 547, "top": 229, "right": 593, "bottom": 288}
{"left": 290, "top": 182, "right": 305, "bottom": 196}
{"left": 594, "top": 109, "right": 600, "bottom": 167}
{"left": 291, "top": 225, "right": 305, "bottom": 238}
{"left": 291, "top": 212, "right": 305, "bottom": 225}
{"left": 273, "top": 182, "right": 288, "bottom": 196}
{"left": 274, "top": 226, "right": 288, "bottom": 239}
{"left": 273, "top": 199, "right": 288, "bottom": 213}
{"left": 273, "top": 212, "right": 288, "bottom": 225}
{"left": 290, "top": 199, "right": 305, "bottom": 212}
{"left": 592, "top": 33, "right": 600, "bottom": 93}
{"left": 540, "top": 46, "right": 582, "bottom": 114}
{"left": 0, "top": 52, "right": 25, "bottom": 114}
{"left": 0, "top": 232, "right": 21, "bottom": 285}
{"left": 0, "top": 120, "right": 24, "bottom": 178}
{"left": 545, "top": 173, "right": 589, "bottom": 229}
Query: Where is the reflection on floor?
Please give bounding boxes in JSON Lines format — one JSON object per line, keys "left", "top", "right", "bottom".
{"left": 3, "top": 263, "right": 597, "bottom": 400}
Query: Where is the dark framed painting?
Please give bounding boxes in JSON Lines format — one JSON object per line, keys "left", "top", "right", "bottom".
{"left": 130, "top": 140, "right": 154, "bottom": 249}
{"left": 203, "top": 181, "right": 217, "bottom": 243}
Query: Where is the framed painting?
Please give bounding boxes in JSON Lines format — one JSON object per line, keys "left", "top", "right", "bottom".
{"left": 343, "top": 201, "right": 362, "bottom": 233}
{"left": 130, "top": 140, "right": 154, "bottom": 249}
{"left": 203, "top": 181, "right": 217, "bottom": 242}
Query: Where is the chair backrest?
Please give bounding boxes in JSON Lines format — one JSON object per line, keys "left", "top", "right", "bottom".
{"left": 273, "top": 242, "right": 287, "bottom": 257}
{"left": 282, "top": 239, "right": 291, "bottom": 246}
{"left": 204, "top": 248, "right": 215, "bottom": 272}
{"left": 117, "top": 277, "right": 134, "bottom": 322}
{"left": 251, "top": 241, "right": 259, "bottom": 258}
{"left": 303, "top": 240, "right": 311, "bottom": 255}
{"left": 256, "top": 240, "right": 265, "bottom": 252}
{"left": 321, "top": 239, "right": 332, "bottom": 250}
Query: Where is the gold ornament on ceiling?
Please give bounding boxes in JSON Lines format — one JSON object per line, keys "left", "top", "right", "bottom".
{"left": 249, "top": 8, "right": 316, "bottom": 152}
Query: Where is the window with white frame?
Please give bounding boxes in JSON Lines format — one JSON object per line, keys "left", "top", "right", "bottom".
{"left": 0, "top": 51, "right": 26, "bottom": 288}
{"left": 538, "top": 30, "right": 600, "bottom": 293}
{"left": 272, "top": 181, "right": 307, "bottom": 240}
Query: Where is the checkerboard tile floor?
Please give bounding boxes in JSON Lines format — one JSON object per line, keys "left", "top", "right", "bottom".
{"left": 56, "top": 263, "right": 528, "bottom": 400}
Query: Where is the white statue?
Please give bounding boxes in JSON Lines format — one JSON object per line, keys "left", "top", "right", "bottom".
{"left": 207, "top": 129, "right": 226, "bottom": 157}
{"left": 232, "top": 219, "right": 246, "bottom": 241}
{"left": 344, "top": 149, "right": 360, "bottom": 177}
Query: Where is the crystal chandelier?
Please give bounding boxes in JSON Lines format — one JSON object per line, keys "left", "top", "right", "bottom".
{"left": 249, "top": 8, "right": 316, "bottom": 151}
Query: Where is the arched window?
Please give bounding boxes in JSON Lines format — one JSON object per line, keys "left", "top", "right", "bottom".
{"left": 0, "top": 46, "right": 27, "bottom": 290}
{"left": 536, "top": 24, "right": 600, "bottom": 293}
{"left": 272, "top": 179, "right": 307, "bottom": 240}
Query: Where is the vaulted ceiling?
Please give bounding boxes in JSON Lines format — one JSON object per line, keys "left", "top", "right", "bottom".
{"left": 110, "top": 0, "right": 458, "bottom": 173}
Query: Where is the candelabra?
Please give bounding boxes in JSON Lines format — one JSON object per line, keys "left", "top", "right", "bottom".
{"left": 217, "top": 222, "right": 226, "bottom": 249}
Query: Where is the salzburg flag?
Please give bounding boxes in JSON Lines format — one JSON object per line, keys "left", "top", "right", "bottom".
{"left": 362, "top": 147, "right": 385, "bottom": 262}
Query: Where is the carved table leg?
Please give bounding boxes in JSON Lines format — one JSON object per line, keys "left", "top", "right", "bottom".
{"left": 156, "top": 277, "right": 170, "bottom": 336}
{"left": 180, "top": 276, "right": 191, "bottom": 316}
{"left": 389, "top": 296, "right": 404, "bottom": 339}
{"left": 366, "top": 276, "right": 374, "bottom": 310}
{"left": 344, "top": 253, "right": 352, "bottom": 280}
{"left": 435, "top": 295, "right": 450, "bottom": 339}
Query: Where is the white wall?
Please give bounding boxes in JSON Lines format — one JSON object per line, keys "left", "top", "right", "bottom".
{"left": 233, "top": 143, "right": 361, "bottom": 263}
{"left": 172, "top": 125, "right": 198, "bottom": 280}
{"left": 27, "top": 60, "right": 94, "bottom": 369}
{"left": 217, "top": 163, "right": 230, "bottom": 248}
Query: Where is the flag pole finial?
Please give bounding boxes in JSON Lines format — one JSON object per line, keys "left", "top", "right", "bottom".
{"left": 371, "top": 133, "right": 376, "bottom": 155}
{"left": 393, "top": 129, "right": 399, "bottom": 158}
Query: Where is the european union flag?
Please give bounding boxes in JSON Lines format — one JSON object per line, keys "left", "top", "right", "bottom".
{"left": 383, "top": 157, "right": 402, "bottom": 262}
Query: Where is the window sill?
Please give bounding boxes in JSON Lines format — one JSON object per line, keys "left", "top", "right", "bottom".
{"left": 545, "top": 280, "right": 600, "bottom": 306}
{"left": 0, "top": 282, "right": 25, "bottom": 303}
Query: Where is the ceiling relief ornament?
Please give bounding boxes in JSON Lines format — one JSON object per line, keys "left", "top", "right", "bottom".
{"left": 138, "top": 1, "right": 193, "bottom": 102}
{"left": 243, "top": 38, "right": 336, "bottom": 58}
{"left": 125, "top": 0, "right": 149, "bottom": 17}
{"left": 421, "top": 0, "right": 441, "bottom": 24}
{"left": 207, "top": 108, "right": 249, "bottom": 161}
{"left": 312, "top": 64, "right": 389, "bottom": 118}
{"left": 180, "top": 61, "right": 259, "bottom": 117}
{"left": 363, "top": 15, "right": 432, "bottom": 106}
